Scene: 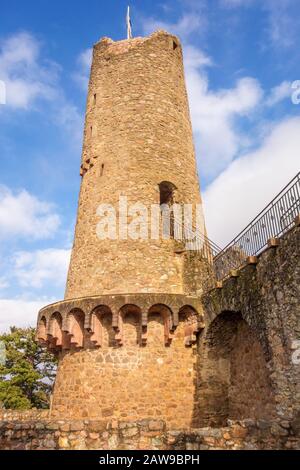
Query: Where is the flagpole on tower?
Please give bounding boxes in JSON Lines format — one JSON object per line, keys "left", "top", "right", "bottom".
{"left": 126, "top": 5, "right": 133, "bottom": 39}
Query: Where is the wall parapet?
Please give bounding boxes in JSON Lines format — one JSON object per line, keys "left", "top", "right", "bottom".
{"left": 36, "top": 293, "right": 203, "bottom": 352}
{"left": 0, "top": 418, "right": 299, "bottom": 450}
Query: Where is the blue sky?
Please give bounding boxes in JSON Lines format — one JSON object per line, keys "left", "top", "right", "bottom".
{"left": 0, "top": 0, "right": 299, "bottom": 330}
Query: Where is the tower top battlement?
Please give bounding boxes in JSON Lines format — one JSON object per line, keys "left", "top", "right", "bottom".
{"left": 93, "top": 30, "right": 181, "bottom": 56}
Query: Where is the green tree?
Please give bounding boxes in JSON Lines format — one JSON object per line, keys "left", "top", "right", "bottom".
{"left": 0, "top": 327, "right": 57, "bottom": 409}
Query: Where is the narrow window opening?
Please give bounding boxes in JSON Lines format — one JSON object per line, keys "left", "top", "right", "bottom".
{"left": 100, "top": 164, "right": 105, "bottom": 177}
{"left": 93, "top": 93, "right": 97, "bottom": 105}
{"left": 173, "top": 41, "right": 178, "bottom": 50}
{"left": 90, "top": 126, "right": 93, "bottom": 137}
{"left": 159, "top": 181, "right": 177, "bottom": 239}
{"left": 159, "top": 181, "right": 176, "bottom": 206}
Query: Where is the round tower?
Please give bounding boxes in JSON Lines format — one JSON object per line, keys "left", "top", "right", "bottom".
{"left": 36, "top": 31, "right": 211, "bottom": 429}
{"left": 66, "top": 31, "right": 205, "bottom": 299}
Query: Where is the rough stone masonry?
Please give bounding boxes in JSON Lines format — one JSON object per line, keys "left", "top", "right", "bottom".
{"left": 36, "top": 30, "right": 210, "bottom": 428}
{"left": 0, "top": 30, "right": 299, "bottom": 450}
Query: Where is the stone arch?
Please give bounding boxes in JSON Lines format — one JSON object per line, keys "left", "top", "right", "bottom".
{"left": 195, "top": 311, "right": 275, "bottom": 427}
{"left": 90, "top": 305, "right": 114, "bottom": 347}
{"left": 37, "top": 316, "right": 47, "bottom": 343}
{"left": 66, "top": 309, "right": 85, "bottom": 349}
{"left": 48, "top": 312, "right": 63, "bottom": 350}
{"left": 147, "top": 304, "right": 173, "bottom": 347}
{"left": 118, "top": 304, "right": 142, "bottom": 347}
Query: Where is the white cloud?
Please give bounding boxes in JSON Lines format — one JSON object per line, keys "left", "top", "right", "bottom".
{"left": 73, "top": 48, "right": 92, "bottom": 91}
{"left": 0, "top": 32, "right": 59, "bottom": 109}
{"left": 142, "top": 10, "right": 296, "bottom": 189}
{"left": 142, "top": 17, "right": 263, "bottom": 180}
{"left": 183, "top": 45, "right": 213, "bottom": 69}
{"left": 0, "top": 186, "right": 60, "bottom": 239}
{"left": 184, "top": 46, "right": 263, "bottom": 178}
{"left": 203, "top": 117, "right": 300, "bottom": 247}
{"left": 0, "top": 247, "right": 70, "bottom": 331}
{"left": 13, "top": 248, "right": 71, "bottom": 289}
{"left": 141, "top": 8, "right": 298, "bottom": 240}
{"left": 0, "top": 31, "right": 84, "bottom": 144}
{"left": 0, "top": 298, "right": 50, "bottom": 332}
{"left": 266, "top": 81, "right": 292, "bottom": 107}
{"left": 142, "top": 12, "right": 207, "bottom": 40}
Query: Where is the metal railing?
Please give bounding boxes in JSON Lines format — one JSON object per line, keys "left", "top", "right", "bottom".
{"left": 162, "top": 171, "right": 300, "bottom": 283}
{"left": 213, "top": 171, "right": 300, "bottom": 280}
{"left": 171, "top": 218, "right": 222, "bottom": 262}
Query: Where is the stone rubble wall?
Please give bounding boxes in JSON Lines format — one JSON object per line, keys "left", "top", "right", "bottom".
{"left": 0, "top": 410, "right": 49, "bottom": 422}
{"left": 200, "top": 225, "right": 300, "bottom": 428}
{"left": 49, "top": 319, "right": 197, "bottom": 427}
{"left": 0, "top": 418, "right": 299, "bottom": 450}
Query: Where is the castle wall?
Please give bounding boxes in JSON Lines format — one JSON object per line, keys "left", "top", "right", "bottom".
{"left": 2, "top": 225, "right": 299, "bottom": 450}
{"left": 1, "top": 418, "right": 299, "bottom": 450}
{"left": 65, "top": 31, "right": 205, "bottom": 299}
{"left": 195, "top": 312, "right": 276, "bottom": 427}
{"left": 197, "top": 224, "right": 300, "bottom": 430}
{"left": 50, "top": 316, "right": 197, "bottom": 429}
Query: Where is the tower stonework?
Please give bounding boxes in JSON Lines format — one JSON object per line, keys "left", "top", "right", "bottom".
{"left": 36, "top": 31, "right": 211, "bottom": 429}
{"left": 66, "top": 31, "right": 205, "bottom": 299}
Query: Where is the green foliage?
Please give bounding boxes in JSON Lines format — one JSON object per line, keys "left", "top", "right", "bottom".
{"left": 0, "top": 327, "right": 57, "bottom": 410}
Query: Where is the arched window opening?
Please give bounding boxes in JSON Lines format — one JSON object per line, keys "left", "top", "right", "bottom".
{"left": 147, "top": 304, "right": 173, "bottom": 347}
{"left": 159, "top": 181, "right": 177, "bottom": 239}
{"left": 37, "top": 317, "right": 47, "bottom": 343}
{"left": 159, "top": 181, "right": 176, "bottom": 206}
{"left": 90, "top": 306, "right": 114, "bottom": 348}
{"left": 67, "top": 309, "right": 85, "bottom": 349}
{"left": 119, "top": 304, "right": 142, "bottom": 347}
{"left": 48, "top": 312, "right": 63, "bottom": 350}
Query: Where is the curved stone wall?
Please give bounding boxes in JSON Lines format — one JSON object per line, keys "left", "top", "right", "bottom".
{"left": 65, "top": 30, "right": 206, "bottom": 299}
{"left": 36, "top": 294, "right": 204, "bottom": 428}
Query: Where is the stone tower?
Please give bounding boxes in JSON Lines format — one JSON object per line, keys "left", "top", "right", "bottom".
{"left": 36, "top": 31, "right": 211, "bottom": 429}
